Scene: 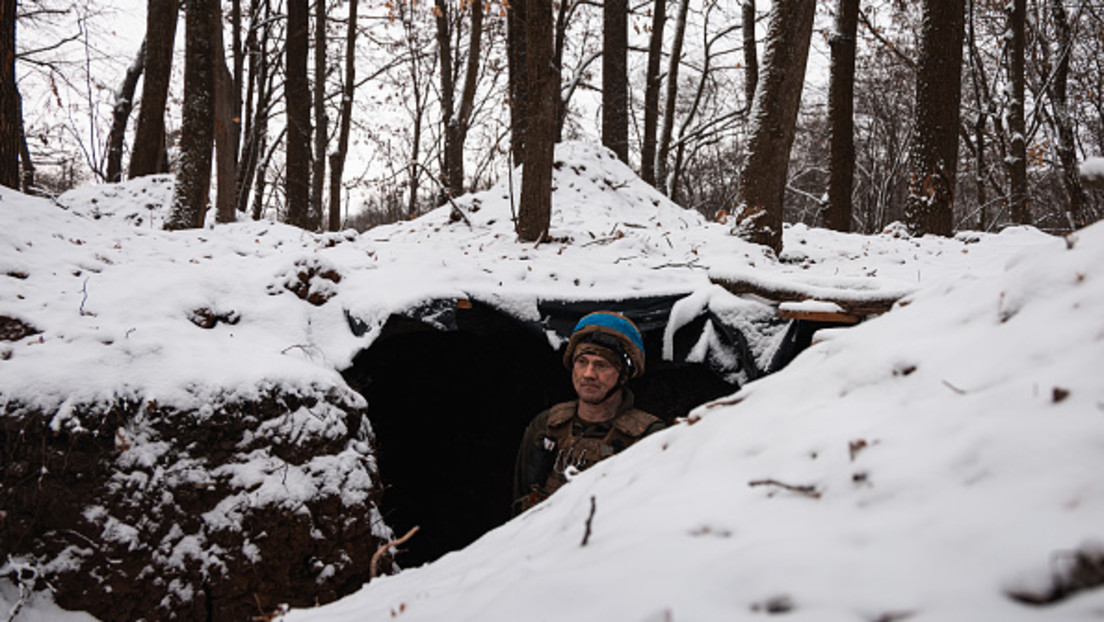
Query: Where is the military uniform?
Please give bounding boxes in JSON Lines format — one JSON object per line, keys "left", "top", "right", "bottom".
{"left": 513, "top": 389, "right": 664, "bottom": 513}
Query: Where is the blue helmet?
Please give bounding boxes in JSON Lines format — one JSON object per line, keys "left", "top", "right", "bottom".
{"left": 563, "top": 311, "right": 646, "bottom": 378}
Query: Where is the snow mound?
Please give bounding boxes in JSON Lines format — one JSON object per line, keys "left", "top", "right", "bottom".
{"left": 284, "top": 222, "right": 1104, "bottom": 621}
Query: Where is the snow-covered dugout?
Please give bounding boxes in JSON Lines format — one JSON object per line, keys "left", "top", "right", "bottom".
{"left": 3, "top": 142, "right": 1099, "bottom": 621}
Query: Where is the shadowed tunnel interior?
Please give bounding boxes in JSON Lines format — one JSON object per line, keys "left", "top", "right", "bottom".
{"left": 341, "top": 299, "right": 741, "bottom": 568}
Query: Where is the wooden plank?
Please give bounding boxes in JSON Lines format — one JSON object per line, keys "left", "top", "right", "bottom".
{"left": 777, "top": 307, "right": 860, "bottom": 324}
{"left": 710, "top": 274, "right": 904, "bottom": 317}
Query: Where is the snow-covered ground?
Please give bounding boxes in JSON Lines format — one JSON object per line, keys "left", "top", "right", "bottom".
{"left": 2, "top": 141, "right": 1101, "bottom": 619}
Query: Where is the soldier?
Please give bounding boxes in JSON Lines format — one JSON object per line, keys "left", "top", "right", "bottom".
{"left": 513, "top": 311, "right": 665, "bottom": 513}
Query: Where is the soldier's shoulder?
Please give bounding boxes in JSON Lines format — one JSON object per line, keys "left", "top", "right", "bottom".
{"left": 613, "top": 409, "right": 664, "bottom": 438}
{"left": 546, "top": 401, "right": 578, "bottom": 427}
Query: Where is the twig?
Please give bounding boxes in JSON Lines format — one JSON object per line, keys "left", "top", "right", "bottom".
{"left": 748, "top": 479, "right": 821, "bottom": 499}
{"left": 581, "top": 495, "right": 597, "bottom": 546}
{"left": 370, "top": 526, "right": 420, "bottom": 579}
{"left": 79, "top": 277, "right": 90, "bottom": 316}
{"left": 942, "top": 380, "right": 967, "bottom": 395}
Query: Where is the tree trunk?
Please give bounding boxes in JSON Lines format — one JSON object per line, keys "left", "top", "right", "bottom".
{"left": 311, "top": 0, "right": 326, "bottom": 225}
{"left": 455, "top": 0, "right": 483, "bottom": 191}
{"left": 742, "top": 0, "right": 757, "bottom": 107}
{"left": 731, "top": 0, "right": 816, "bottom": 254}
{"left": 328, "top": 0, "right": 357, "bottom": 231}
{"left": 602, "top": 0, "right": 628, "bottom": 162}
{"left": 552, "top": 0, "right": 569, "bottom": 140}
{"left": 517, "top": 0, "right": 555, "bottom": 242}
{"left": 640, "top": 0, "right": 666, "bottom": 186}
{"left": 904, "top": 0, "right": 964, "bottom": 237}
{"left": 436, "top": 0, "right": 455, "bottom": 204}
{"left": 130, "top": 0, "right": 178, "bottom": 178}
{"left": 166, "top": 0, "right": 215, "bottom": 230}
{"left": 212, "top": 3, "right": 238, "bottom": 223}
{"left": 1047, "top": 0, "right": 1087, "bottom": 229}
{"left": 17, "top": 86, "right": 34, "bottom": 192}
{"left": 507, "top": 0, "right": 527, "bottom": 166}
{"left": 105, "top": 41, "right": 145, "bottom": 183}
{"left": 825, "top": 0, "right": 858, "bottom": 232}
{"left": 236, "top": 0, "right": 269, "bottom": 217}
{"left": 655, "top": 0, "right": 689, "bottom": 194}
{"left": 1, "top": 0, "right": 20, "bottom": 190}
{"left": 1007, "top": 0, "right": 1029, "bottom": 226}
{"left": 285, "top": 0, "right": 312, "bottom": 229}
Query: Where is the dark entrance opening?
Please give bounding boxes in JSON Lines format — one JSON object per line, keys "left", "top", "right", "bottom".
{"left": 341, "top": 298, "right": 740, "bottom": 567}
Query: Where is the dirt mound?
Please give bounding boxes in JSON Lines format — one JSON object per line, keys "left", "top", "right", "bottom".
{"left": 1, "top": 388, "right": 393, "bottom": 621}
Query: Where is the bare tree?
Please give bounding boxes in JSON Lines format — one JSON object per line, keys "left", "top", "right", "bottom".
{"left": 1046, "top": 0, "right": 1087, "bottom": 228}
{"left": 640, "top": 0, "right": 666, "bottom": 186}
{"left": 105, "top": 40, "right": 145, "bottom": 184}
{"left": 212, "top": 2, "right": 237, "bottom": 223}
{"left": 129, "top": 0, "right": 178, "bottom": 179}
{"left": 507, "top": 0, "right": 527, "bottom": 166}
{"left": 655, "top": 0, "right": 689, "bottom": 193}
{"left": 1006, "top": 0, "right": 1029, "bottom": 225}
{"left": 286, "top": 0, "right": 312, "bottom": 229}
{"left": 904, "top": 0, "right": 964, "bottom": 237}
{"left": 328, "top": 0, "right": 357, "bottom": 231}
{"left": 825, "top": 0, "right": 859, "bottom": 232}
{"left": 602, "top": 0, "right": 628, "bottom": 162}
{"left": 731, "top": 0, "right": 816, "bottom": 254}
{"left": 1, "top": 0, "right": 20, "bottom": 189}
{"left": 437, "top": 0, "right": 484, "bottom": 200}
{"left": 311, "top": 0, "right": 326, "bottom": 224}
{"left": 235, "top": 0, "right": 272, "bottom": 218}
{"left": 517, "top": 0, "right": 556, "bottom": 242}
{"left": 741, "top": 0, "right": 757, "bottom": 106}
{"left": 166, "top": 0, "right": 215, "bottom": 230}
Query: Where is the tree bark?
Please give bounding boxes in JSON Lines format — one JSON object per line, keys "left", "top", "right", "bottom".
{"left": 166, "top": 0, "right": 215, "bottom": 230}
{"left": 741, "top": 0, "right": 757, "bottom": 108}
{"left": 436, "top": 0, "right": 457, "bottom": 202}
{"left": 130, "top": 0, "right": 178, "bottom": 179}
{"left": 1007, "top": 0, "right": 1029, "bottom": 226}
{"left": 311, "top": 0, "right": 326, "bottom": 225}
{"left": 328, "top": 0, "right": 357, "bottom": 231}
{"left": 640, "top": 0, "right": 666, "bottom": 186}
{"left": 731, "top": 0, "right": 816, "bottom": 254}
{"left": 655, "top": 0, "right": 689, "bottom": 194}
{"left": 212, "top": 2, "right": 238, "bottom": 223}
{"left": 825, "top": 0, "right": 858, "bottom": 232}
{"left": 904, "top": 0, "right": 964, "bottom": 237}
{"left": 285, "top": 0, "right": 312, "bottom": 229}
{"left": 1, "top": 0, "right": 21, "bottom": 190}
{"left": 236, "top": 0, "right": 269, "bottom": 218}
{"left": 106, "top": 40, "right": 145, "bottom": 183}
{"left": 17, "top": 86, "right": 33, "bottom": 192}
{"left": 456, "top": 0, "right": 483, "bottom": 185}
{"left": 1047, "top": 0, "right": 1087, "bottom": 229}
{"left": 517, "top": 0, "right": 555, "bottom": 242}
{"left": 507, "top": 0, "right": 527, "bottom": 166}
{"left": 602, "top": 0, "right": 628, "bottom": 162}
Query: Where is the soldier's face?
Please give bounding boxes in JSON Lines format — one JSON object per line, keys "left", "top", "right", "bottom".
{"left": 572, "top": 353, "right": 620, "bottom": 404}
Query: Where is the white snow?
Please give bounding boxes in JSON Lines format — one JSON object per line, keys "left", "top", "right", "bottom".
{"left": 2, "top": 140, "right": 1102, "bottom": 620}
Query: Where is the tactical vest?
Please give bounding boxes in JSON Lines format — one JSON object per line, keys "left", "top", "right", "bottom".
{"left": 538, "top": 401, "right": 661, "bottom": 498}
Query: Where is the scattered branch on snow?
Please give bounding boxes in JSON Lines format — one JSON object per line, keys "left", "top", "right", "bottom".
{"left": 748, "top": 479, "right": 821, "bottom": 500}
{"left": 941, "top": 380, "right": 967, "bottom": 395}
{"left": 581, "top": 495, "right": 597, "bottom": 547}
{"left": 370, "top": 526, "right": 420, "bottom": 579}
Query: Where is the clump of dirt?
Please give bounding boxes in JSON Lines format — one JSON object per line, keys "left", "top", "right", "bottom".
{"left": 0, "top": 315, "right": 40, "bottom": 341}
{"left": 0, "top": 387, "right": 395, "bottom": 621}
